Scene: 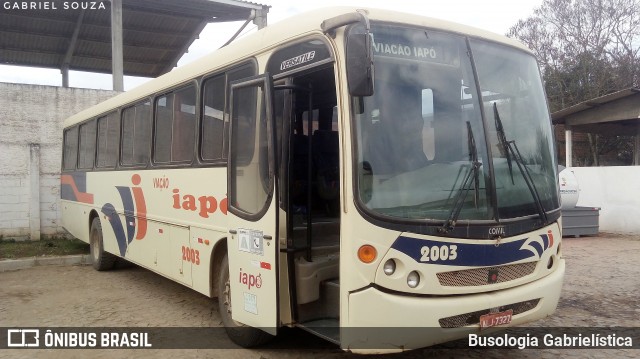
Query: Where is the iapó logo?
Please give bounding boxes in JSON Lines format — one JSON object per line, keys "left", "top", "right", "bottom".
{"left": 101, "top": 174, "right": 147, "bottom": 256}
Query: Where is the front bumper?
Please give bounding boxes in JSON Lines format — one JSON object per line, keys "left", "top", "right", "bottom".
{"left": 343, "top": 258, "right": 565, "bottom": 352}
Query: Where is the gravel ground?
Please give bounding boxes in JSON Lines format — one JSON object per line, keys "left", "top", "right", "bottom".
{"left": 1, "top": 233, "right": 638, "bottom": 358}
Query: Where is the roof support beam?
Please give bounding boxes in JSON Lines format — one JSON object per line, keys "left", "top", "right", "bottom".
{"left": 111, "top": 0, "right": 124, "bottom": 91}
{"left": 635, "top": 131, "right": 640, "bottom": 166}
{"left": 160, "top": 19, "right": 208, "bottom": 75}
{"left": 123, "top": 0, "right": 262, "bottom": 18}
{"left": 61, "top": 9, "right": 85, "bottom": 88}
{"left": 253, "top": 7, "right": 268, "bottom": 29}
{"left": 0, "top": 28, "right": 177, "bottom": 52}
{"left": 565, "top": 126, "right": 573, "bottom": 167}
{"left": 1, "top": 12, "right": 196, "bottom": 39}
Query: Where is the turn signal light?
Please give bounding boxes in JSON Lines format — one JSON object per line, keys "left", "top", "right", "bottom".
{"left": 358, "top": 245, "right": 377, "bottom": 263}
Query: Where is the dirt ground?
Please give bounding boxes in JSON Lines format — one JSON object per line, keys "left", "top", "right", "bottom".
{"left": 1, "top": 233, "right": 639, "bottom": 358}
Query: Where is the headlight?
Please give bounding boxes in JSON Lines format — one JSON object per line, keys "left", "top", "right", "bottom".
{"left": 383, "top": 259, "right": 396, "bottom": 275}
{"left": 407, "top": 271, "right": 420, "bottom": 288}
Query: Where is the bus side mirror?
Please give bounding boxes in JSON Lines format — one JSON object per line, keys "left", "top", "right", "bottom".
{"left": 321, "top": 12, "right": 374, "bottom": 96}
{"left": 346, "top": 33, "right": 374, "bottom": 97}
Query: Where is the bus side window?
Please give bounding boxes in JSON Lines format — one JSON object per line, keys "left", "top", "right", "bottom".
{"left": 122, "top": 101, "right": 151, "bottom": 166}
{"left": 63, "top": 126, "right": 79, "bottom": 171}
{"left": 172, "top": 86, "right": 196, "bottom": 162}
{"left": 155, "top": 94, "right": 174, "bottom": 163}
{"left": 201, "top": 74, "right": 225, "bottom": 161}
{"left": 78, "top": 119, "right": 97, "bottom": 170}
{"left": 224, "top": 65, "right": 257, "bottom": 158}
{"left": 96, "top": 112, "right": 119, "bottom": 168}
{"left": 153, "top": 85, "right": 196, "bottom": 164}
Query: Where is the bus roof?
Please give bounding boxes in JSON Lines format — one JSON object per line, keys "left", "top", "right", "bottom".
{"left": 63, "top": 6, "right": 531, "bottom": 127}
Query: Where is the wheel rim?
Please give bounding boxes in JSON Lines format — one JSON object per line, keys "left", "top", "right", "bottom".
{"left": 90, "top": 230, "right": 99, "bottom": 262}
{"left": 223, "top": 278, "right": 232, "bottom": 313}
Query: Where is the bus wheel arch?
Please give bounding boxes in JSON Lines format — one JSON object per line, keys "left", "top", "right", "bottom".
{"left": 210, "top": 238, "right": 228, "bottom": 298}
{"left": 88, "top": 210, "right": 100, "bottom": 237}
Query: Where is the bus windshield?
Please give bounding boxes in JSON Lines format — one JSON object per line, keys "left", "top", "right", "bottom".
{"left": 353, "top": 25, "right": 559, "bottom": 223}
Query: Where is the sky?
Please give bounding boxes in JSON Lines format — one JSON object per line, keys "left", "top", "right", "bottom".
{"left": 0, "top": 0, "right": 544, "bottom": 90}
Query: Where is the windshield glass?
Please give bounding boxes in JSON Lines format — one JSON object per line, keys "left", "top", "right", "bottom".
{"left": 470, "top": 39, "right": 560, "bottom": 218}
{"left": 352, "top": 25, "right": 559, "bottom": 223}
{"left": 354, "top": 25, "right": 493, "bottom": 221}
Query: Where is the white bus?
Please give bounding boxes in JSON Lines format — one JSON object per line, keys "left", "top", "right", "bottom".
{"left": 61, "top": 7, "right": 564, "bottom": 352}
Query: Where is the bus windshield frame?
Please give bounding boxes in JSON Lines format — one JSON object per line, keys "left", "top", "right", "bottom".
{"left": 350, "top": 23, "right": 560, "bottom": 238}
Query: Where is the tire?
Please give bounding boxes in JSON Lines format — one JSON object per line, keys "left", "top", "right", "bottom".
{"left": 90, "top": 217, "right": 117, "bottom": 271}
{"left": 218, "top": 254, "right": 273, "bottom": 347}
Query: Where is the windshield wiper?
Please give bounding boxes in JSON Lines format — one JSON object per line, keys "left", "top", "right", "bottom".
{"left": 492, "top": 103, "right": 548, "bottom": 224}
{"left": 493, "top": 102, "right": 514, "bottom": 185}
{"left": 439, "top": 122, "right": 481, "bottom": 234}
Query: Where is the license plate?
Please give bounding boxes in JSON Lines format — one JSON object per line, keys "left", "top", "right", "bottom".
{"left": 479, "top": 309, "right": 513, "bottom": 330}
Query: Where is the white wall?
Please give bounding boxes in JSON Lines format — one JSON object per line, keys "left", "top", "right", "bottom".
{"left": 0, "top": 82, "right": 117, "bottom": 239}
{"left": 571, "top": 166, "right": 640, "bottom": 234}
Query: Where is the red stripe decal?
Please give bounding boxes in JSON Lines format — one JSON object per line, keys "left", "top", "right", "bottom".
{"left": 132, "top": 187, "right": 147, "bottom": 239}
{"left": 61, "top": 174, "right": 94, "bottom": 204}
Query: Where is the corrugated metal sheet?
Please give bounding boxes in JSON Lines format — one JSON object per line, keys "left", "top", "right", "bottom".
{"left": 0, "top": 0, "right": 269, "bottom": 78}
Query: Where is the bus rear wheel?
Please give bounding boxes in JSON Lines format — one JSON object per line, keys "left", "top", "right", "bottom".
{"left": 90, "top": 217, "right": 116, "bottom": 271}
{"left": 217, "top": 254, "right": 273, "bottom": 347}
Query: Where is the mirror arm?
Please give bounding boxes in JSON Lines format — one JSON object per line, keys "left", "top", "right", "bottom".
{"left": 321, "top": 10, "right": 370, "bottom": 36}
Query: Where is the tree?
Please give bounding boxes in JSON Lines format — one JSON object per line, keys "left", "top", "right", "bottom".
{"left": 508, "top": 0, "right": 640, "bottom": 166}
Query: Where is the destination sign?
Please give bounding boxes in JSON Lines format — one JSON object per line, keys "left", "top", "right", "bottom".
{"left": 373, "top": 41, "right": 438, "bottom": 60}
{"left": 372, "top": 38, "right": 446, "bottom": 64}
{"left": 368, "top": 27, "right": 458, "bottom": 66}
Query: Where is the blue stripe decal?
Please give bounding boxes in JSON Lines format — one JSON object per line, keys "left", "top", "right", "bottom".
{"left": 60, "top": 185, "right": 77, "bottom": 201}
{"left": 541, "top": 234, "right": 550, "bottom": 249}
{"left": 70, "top": 172, "right": 88, "bottom": 192}
{"left": 101, "top": 203, "right": 127, "bottom": 256}
{"left": 116, "top": 186, "right": 135, "bottom": 244}
{"left": 391, "top": 235, "right": 549, "bottom": 267}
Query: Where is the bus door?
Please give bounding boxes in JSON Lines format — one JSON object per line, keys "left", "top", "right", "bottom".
{"left": 226, "top": 74, "right": 279, "bottom": 334}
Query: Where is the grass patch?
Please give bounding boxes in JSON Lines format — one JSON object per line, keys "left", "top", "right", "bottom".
{"left": 0, "top": 237, "right": 89, "bottom": 260}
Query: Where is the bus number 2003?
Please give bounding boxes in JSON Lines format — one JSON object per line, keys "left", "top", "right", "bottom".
{"left": 420, "top": 245, "right": 458, "bottom": 262}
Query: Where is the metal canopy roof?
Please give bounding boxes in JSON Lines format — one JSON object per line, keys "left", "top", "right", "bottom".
{"left": 552, "top": 87, "right": 640, "bottom": 166}
{"left": 551, "top": 88, "right": 640, "bottom": 125}
{"left": 551, "top": 88, "right": 640, "bottom": 137}
{"left": 0, "top": 0, "right": 269, "bottom": 78}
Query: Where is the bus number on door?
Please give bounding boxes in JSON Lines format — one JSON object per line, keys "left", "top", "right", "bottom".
{"left": 181, "top": 246, "right": 200, "bottom": 265}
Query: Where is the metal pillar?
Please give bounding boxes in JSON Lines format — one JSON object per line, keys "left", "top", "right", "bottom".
{"left": 29, "top": 144, "right": 41, "bottom": 240}
{"left": 111, "top": 0, "right": 124, "bottom": 91}
{"left": 565, "top": 126, "right": 573, "bottom": 167}
{"left": 61, "top": 9, "right": 85, "bottom": 88}
{"left": 61, "top": 64, "right": 70, "bottom": 88}
{"left": 634, "top": 131, "right": 640, "bottom": 166}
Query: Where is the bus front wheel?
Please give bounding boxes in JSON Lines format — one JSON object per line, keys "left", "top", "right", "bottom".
{"left": 217, "top": 254, "right": 273, "bottom": 347}
{"left": 90, "top": 217, "right": 116, "bottom": 271}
